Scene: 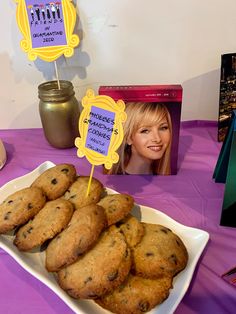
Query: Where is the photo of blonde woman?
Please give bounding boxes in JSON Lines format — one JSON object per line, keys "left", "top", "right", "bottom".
{"left": 106, "top": 102, "right": 172, "bottom": 175}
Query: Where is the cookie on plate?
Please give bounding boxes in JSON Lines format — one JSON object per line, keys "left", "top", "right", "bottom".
{"left": 131, "top": 223, "right": 188, "bottom": 279}
{"left": 63, "top": 176, "right": 104, "bottom": 210}
{"left": 115, "top": 214, "right": 144, "bottom": 248}
{"left": 96, "top": 274, "right": 173, "bottom": 314}
{"left": 98, "top": 194, "right": 134, "bottom": 226}
{"left": 0, "top": 187, "right": 46, "bottom": 234}
{"left": 13, "top": 198, "right": 74, "bottom": 251}
{"left": 45, "top": 203, "right": 107, "bottom": 272}
{"left": 31, "top": 163, "right": 76, "bottom": 200}
{"left": 57, "top": 226, "right": 131, "bottom": 299}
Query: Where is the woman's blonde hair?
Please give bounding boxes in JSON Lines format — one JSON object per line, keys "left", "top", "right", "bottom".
{"left": 106, "top": 102, "right": 172, "bottom": 175}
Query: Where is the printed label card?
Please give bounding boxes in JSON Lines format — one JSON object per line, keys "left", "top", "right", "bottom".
{"left": 14, "top": 0, "right": 79, "bottom": 61}
{"left": 75, "top": 89, "right": 126, "bottom": 194}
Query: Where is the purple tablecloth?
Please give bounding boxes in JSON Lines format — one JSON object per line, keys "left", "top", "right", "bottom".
{"left": 0, "top": 121, "right": 235, "bottom": 314}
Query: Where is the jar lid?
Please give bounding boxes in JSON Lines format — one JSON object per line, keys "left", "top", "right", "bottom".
{"left": 38, "top": 80, "right": 75, "bottom": 102}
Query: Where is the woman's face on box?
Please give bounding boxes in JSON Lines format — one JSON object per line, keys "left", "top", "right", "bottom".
{"left": 129, "top": 117, "right": 171, "bottom": 161}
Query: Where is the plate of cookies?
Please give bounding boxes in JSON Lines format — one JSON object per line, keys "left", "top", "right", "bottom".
{"left": 0, "top": 161, "right": 209, "bottom": 314}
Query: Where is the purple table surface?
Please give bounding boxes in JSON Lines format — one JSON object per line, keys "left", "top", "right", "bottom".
{"left": 0, "top": 121, "right": 235, "bottom": 314}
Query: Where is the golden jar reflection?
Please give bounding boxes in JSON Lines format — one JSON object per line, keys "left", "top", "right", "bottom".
{"left": 38, "top": 80, "right": 80, "bottom": 148}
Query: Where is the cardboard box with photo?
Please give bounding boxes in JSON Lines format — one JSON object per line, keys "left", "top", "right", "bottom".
{"left": 99, "top": 85, "right": 182, "bottom": 175}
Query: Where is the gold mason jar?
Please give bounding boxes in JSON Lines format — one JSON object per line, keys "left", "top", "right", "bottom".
{"left": 38, "top": 80, "right": 80, "bottom": 148}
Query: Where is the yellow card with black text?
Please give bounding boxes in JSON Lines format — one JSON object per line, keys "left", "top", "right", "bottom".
{"left": 75, "top": 89, "right": 126, "bottom": 170}
{"left": 15, "top": 0, "right": 79, "bottom": 61}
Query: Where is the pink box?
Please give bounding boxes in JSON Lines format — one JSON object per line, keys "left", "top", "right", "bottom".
{"left": 99, "top": 84, "right": 182, "bottom": 175}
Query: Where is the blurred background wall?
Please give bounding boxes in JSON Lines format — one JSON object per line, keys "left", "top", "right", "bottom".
{"left": 1, "top": 0, "right": 236, "bottom": 129}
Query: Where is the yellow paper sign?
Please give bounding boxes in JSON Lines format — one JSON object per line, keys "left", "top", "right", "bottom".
{"left": 75, "top": 89, "right": 127, "bottom": 170}
{"left": 14, "top": 0, "right": 79, "bottom": 62}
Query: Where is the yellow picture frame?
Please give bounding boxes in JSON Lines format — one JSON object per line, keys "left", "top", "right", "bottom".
{"left": 75, "top": 89, "right": 127, "bottom": 170}
{"left": 14, "top": 0, "right": 79, "bottom": 62}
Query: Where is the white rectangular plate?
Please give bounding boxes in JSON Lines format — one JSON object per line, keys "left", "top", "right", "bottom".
{"left": 0, "top": 161, "right": 209, "bottom": 314}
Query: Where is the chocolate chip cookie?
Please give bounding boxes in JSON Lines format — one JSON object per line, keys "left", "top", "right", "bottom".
{"left": 31, "top": 163, "right": 76, "bottom": 200}
{"left": 131, "top": 223, "right": 188, "bottom": 279}
{"left": 46, "top": 203, "right": 107, "bottom": 272}
{"left": 115, "top": 214, "right": 144, "bottom": 248}
{"left": 96, "top": 274, "right": 173, "bottom": 314}
{"left": 57, "top": 226, "right": 131, "bottom": 299}
{"left": 14, "top": 198, "right": 74, "bottom": 251}
{"left": 98, "top": 194, "right": 134, "bottom": 226}
{"left": 0, "top": 187, "right": 46, "bottom": 234}
{"left": 63, "top": 176, "right": 104, "bottom": 210}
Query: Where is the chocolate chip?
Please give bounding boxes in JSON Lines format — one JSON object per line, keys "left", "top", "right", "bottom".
{"left": 84, "top": 276, "right": 92, "bottom": 284}
{"left": 145, "top": 252, "right": 154, "bottom": 257}
{"left": 77, "top": 250, "right": 83, "bottom": 257}
{"left": 139, "top": 300, "right": 150, "bottom": 312}
{"left": 27, "top": 227, "right": 33, "bottom": 233}
{"left": 160, "top": 228, "right": 168, "bottom": 234}
{"left": 7, "top": 200, "right": 13, "bottom": 204}
{"left": 119, "top": 229, "right": 124, "bottom": 236}
{"left": 169, "top": 254, "right": 178, "bottom": 265}
{"left": 27, "top": 203, "right": 33, "bottom": 210}
{"left": 4, "top": 211, "right": 11, "bottom": 220}
{"left": 126, "top": 223, "right": 130, "bottom": 230}
{"left": 115, "top": 221, "right": 123, "bottom": 228}
{"left": 118, "top": 283, "right": 126, "bottom": 292}
{"left": 107, "top": 270, "right": 118, "bottom": 281}
{"left": 51, "top": 178, "right": 57, "bottom": 185}
{"left": 61, "top": 168, "right": 69, "bottom": 174}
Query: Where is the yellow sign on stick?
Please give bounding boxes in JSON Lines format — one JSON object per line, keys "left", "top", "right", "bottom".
{"left": 75, "top": 89, "right": 126, "bottom": 195}
{"left": 14, "top": 0, "right": 79, "bottom": 62}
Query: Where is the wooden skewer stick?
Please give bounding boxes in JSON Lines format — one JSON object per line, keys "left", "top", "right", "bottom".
{"left": 54, "top": 60, "right": 61, "bottom": 89}
{"left": 86, "top": 164, "right": 95, "bottom": 197}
